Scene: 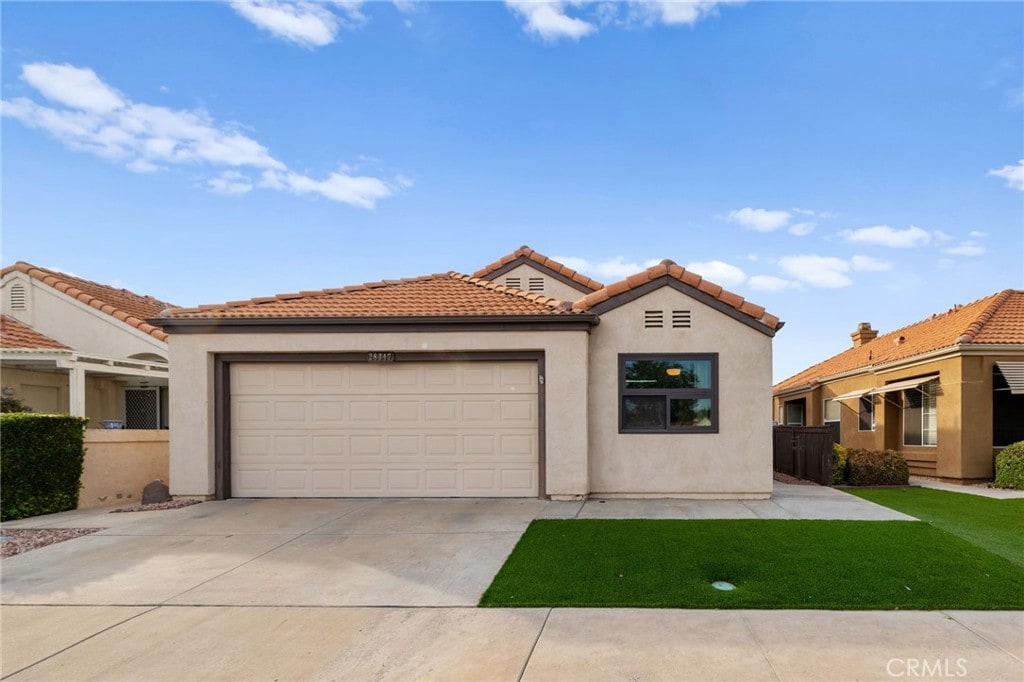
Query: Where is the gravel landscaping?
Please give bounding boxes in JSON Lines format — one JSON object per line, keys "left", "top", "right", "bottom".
{"left": 109, "top": 499, "right": 203, "bottom": 513}
{"left": 1, "top": 528, "right": 101, "bottom": 559}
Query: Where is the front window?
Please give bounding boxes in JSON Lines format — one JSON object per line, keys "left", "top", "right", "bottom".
{"left": 784, "top": 399, "right": 805, "bottom": 426}
{"left": 904, "top": 379, "right": 938, "bottom": 446}
{"left": 858, "top": 395, "right": 874, "bottom": 431}
{"left": 619, "top": 354, "right": 717, "bottom": 433}
{"left": 823, "top": 399, "right": 841, "bottom": 423}
{"left": 994, "top": 366, "right": 1024, "bottom": 447}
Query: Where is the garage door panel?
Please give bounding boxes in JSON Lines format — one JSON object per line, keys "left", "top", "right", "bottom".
{"left": 230, "top": 361, "right": 539, "bottom": 497}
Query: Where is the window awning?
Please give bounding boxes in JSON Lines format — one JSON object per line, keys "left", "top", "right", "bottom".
{"left": 830, "top": 388, "right": 872, "bottom": 401}
{"left": 996, "top": 362, "right": 1024, "bottom": 395}
{"left": 869, "top": 375, "right": 939, "bottom": 396}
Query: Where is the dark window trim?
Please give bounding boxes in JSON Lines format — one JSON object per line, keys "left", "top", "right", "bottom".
{"left": 858, "top": 394, "right": 875, "bottom": 432}
{"left": 481, "top": 256, "right": 600, "bottom": 294}
{"left": 213, "top": 351, "right": 547, "bottom": 501}
{"left": 618, "top": 352, "right": 719, "bottom": 434}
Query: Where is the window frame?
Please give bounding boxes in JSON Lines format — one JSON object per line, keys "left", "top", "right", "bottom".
{"left": 618, "top": 353, "right": 719, "bottom": 434}
{"left": 822, "top": 398, "right": 841, "bottom": 424}
{"left": 903, "top": 379, "right": 938, "bottom": 447}
{"left": 858, "top": 394, "right": 875, "bottom": 432}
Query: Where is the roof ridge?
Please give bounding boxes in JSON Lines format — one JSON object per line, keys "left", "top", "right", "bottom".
{"left": 956, "top": 289, "right": 1014, "bottom": 344}
{"left": 448, "top": 272, "right": 573, "bottom": 312}
{"left": 471, "top": 245, "right": 604, "bottom": 291}
{"left": 3, "top": 261, "right": 174, "bottom": 342}
{"left": 171, "top": 273, "right": 449, "bottom": 315}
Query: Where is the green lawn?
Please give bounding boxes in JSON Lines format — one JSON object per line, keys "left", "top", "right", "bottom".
{"left": 480, "top": 519, "right": 1024, "bottom": 610}
{"left": 846, "top": 487, "right": 1024, "bottom": 567}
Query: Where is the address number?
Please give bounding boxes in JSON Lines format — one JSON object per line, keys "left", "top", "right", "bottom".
{"left": 368, "top": 352, "right": 395, "bottom": 363}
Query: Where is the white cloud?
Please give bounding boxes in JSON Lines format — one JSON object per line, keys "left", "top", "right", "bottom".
{"left": 627, "top": 1, "right": 741, "bottom": 27}
{"left": 2, "top": 62, "right": 400, "bottom": 209}
{"left": 787, "top": 221, "right": 815, "bottom": 236}
{"left": 943, "top": 241, "right": 987, "bottom": 257}
{"left": 988, "top": 159, "right": 1024, "bottom": 192}
{"left": 229, "top": 1, "right": 344, "bottom": 47}
{"left": 850, "top": 255, "right": 892, "bottom": 272}
{"left": 726, "top": 207, "right": 792, "bottom": 232}
{"left": 208, "top": 170, "right": 254, "bottom": 195}
{"left": 506, "top": 1, "right": 596, "bottom": 41}
{"left": 840, "top": 224, "right": 933, "bottom": 248}
{"left": 685, "top": 260, "right": 746, "bottom": 287}
{"left": 553, "top": 255, "right": 660, "bottom": 280}
{"left": 748, "top": 275, "right": 797, "bottom": 293}
{"left": 968, "top": 230, "right": 989, "bottom": 238}
{"left": 778, "top": 255, "right": 852, "bottom": 288}
{"left": 932, "top": 230, "right": 954, "bottom": 243}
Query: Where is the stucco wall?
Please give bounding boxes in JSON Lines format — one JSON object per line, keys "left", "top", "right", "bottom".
{"left": 587, "top": 286, "right": 775, "bottom": 498}
{"left": 1, "top": 275, "right": 168, "bottom": 360}
{"left": 168, "top": 329, "right": 591, "bottom": 499}
{"left": 80, "top": 430, "right": 170, "bottom": 508}
{"left": 490, "top": 264, "right": 590, "bottom": 303}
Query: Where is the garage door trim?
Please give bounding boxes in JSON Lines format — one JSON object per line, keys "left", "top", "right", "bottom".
{"left": 214, "top": 351, "right": 546, "bottom": 499}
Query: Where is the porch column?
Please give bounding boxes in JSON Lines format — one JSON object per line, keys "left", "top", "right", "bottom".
{"left": 68, "top": 366, "right": 86, "bottom": 418}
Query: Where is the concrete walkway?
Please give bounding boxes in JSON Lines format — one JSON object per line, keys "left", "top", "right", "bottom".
{"left": 911, "top": 476, "right": 1024, "bottom": 500}
{"left": 2, "top": 491, "right": 1020, "bottom": 681}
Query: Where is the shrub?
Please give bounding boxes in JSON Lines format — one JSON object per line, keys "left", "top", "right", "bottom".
{"left": 1, "top": 386, "right": 32, "bottom": 413}
{"left": 994, "top": 441, "right": 1024, "bottom": 490}
{"left": 847, "top": 448, "right": 910, "bottom": 487}
{"left": 1, "top": 413, "right": 88, "bottom": 521}
{"left": 832, "top": 443, "right": 850, "bottom": 485}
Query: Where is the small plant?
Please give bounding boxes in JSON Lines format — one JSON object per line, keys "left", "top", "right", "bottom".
{"left": 0, "top": 386, "right": 32, "bottom": 413}
{"left": 994, "top": 441, "right": 1024, "bottom": 490}
{"left": 832, "top": 443, "right": 849, "bottom": 485}
{"left": 847, "top": 449, "right": 910, "bottom": 486}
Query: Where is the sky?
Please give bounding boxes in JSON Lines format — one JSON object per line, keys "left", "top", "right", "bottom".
{"left": 2, "top": 0, "right": 1022, "bottom": 384}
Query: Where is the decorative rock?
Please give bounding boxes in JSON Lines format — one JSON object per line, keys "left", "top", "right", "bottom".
{"left": 141, "top": 479, "right": 170, "bottom": 505}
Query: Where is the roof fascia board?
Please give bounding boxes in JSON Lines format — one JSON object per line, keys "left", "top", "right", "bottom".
{"left": 482, "top": 256, "right": 598, "bottom": 294}
{"left": 588, "top": 278, "right": 778, "bottom": 337}
{"left": 154, "top": 314, "right": 599, "bottom": 334}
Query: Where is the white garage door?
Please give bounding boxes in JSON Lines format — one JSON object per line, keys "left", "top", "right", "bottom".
{"left": 229, "top": 361, "right": 539, "bottom": 497}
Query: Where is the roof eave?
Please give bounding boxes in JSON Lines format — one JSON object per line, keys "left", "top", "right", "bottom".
{"left": 154, "top": 313, "right": 600, "bottom": 334}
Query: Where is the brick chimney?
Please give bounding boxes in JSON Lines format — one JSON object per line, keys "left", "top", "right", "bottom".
{"left": 851, "top": 322, "right": 878, "bottom": 348}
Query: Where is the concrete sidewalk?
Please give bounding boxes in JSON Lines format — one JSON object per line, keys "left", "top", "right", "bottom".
{"left": 911, "top": 476, "right": 1024, "bottom": 500}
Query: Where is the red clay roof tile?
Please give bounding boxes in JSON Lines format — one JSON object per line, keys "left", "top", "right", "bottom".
{"left": 0, "top": 315, "right": 71, "bottom": 351}
{"left": 472, "top": 245, "right": 604, "bottom": 291}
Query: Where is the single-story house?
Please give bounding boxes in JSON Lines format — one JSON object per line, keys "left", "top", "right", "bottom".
{"left": 773, "top": 289, "right": 1024, "bottom": 483}
{"left": 1, "top": 262, "right": 175, "bottom": 428}
{"left": 158, "top": 247, "right": 782, "bottom": 500}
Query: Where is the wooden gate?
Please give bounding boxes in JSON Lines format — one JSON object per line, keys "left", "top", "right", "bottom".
{"left": 773, "top": 426, "right": 834, "bottom": 485}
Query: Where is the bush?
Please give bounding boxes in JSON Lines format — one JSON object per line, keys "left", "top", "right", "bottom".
{"left": 832, "top": 444, "right": 849, "bottom": 485}
{"left": 994, "top": 441, "right": 1024, "bottom": 490}
{"left": 1, "top": 413, "right": 88, "bottom": 521}
{"left": 847, "top": 448, "right": 910, "bottom": 487}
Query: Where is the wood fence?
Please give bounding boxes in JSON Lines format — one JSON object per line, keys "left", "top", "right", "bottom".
{"left": 773, "top": 426, "right": 834, "bottom": 485}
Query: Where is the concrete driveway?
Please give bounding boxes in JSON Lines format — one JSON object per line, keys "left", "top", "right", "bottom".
{"left": 3, "top": 489, "right": 1022, "bottom": 681}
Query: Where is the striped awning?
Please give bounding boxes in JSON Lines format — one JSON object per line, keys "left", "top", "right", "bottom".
{"left": 869, "top": 375, "right": 939, "bottom": 396}
{"left": 996, "top": 362, "right": 1024, "bottom": 395}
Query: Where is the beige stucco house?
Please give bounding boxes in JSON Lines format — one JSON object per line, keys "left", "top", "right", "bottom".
{"left": 1, "top": 262, "right": 174, "bottom": 428}
{"left": 159, "top": 247, "right": 782, "bottom": 500}
{"left": 773, "top": 290, "right": 1024, "bottom": 483}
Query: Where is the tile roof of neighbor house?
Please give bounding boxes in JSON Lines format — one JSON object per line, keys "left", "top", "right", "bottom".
{"left": 773, "top": 289, "right": 1024, "bottom": 394}
{"left": 472, "top": 245, "right": 605, "bottom": 292}
{"left": 0, "top": 314, "right": 71, "bottom": 351}
{"left": 572, "top": 259, "right": 782, "bottom": 331}
{"left": 165, "top": 272, "right": 578, "bottom": 319}
{"left": 1, "top": 262, "right": 177, "bottom": 342}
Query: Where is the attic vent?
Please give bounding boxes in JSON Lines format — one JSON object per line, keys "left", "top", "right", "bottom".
{"left": 644, "top": 310, "right": 664, "bottom": 329}
{"left": 528, "top": 277, "right": 544, "bottom": 292}
{"left": 505, "top": 277, "right": 522, "bottom": 289}
{"left": 672, "top": 310, "right": 692, "bottom": 329}
{"left": 9, "top": 284, "right": 27, "bottom": 310}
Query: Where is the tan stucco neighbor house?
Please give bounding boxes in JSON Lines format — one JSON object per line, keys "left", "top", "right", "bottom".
{"left": 773, "top": 290, "right": 1024, "bottom": 483}
{"left": 1, "top": 262, "right": 175, "bottom": 428}
{"left": 158, "top": 247, "right": 782, "bottom": 501}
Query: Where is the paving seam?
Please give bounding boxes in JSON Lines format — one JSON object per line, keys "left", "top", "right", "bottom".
{"left": 516, "top": 607, "right": 552, "bottom": 682}
{"left": 1, "top": 605, "right": 159, "bottom": 679}
{"left": 940, "top": 611, "right": 1024, "bottom": 664}
{"left": 738, "top": 611, "right": 783, "bottom": 682}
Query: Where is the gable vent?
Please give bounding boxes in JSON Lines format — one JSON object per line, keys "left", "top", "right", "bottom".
{"left": 644, "top": 310, "right": 664, "bottom": 329}
{"left": 505, "top": 277, "right": 522, "bottom": 289}
{"left": 9, "top": 284, "right": 27, "bottom": 310}
{"left": 672, "top": 310, "right": 692, "bottom": 329}
{"left": 528, "top": 277, "right": 544, "bottom": 292}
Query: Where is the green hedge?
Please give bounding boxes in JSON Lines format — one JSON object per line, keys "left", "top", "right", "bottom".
{"left": 994, "top": 441, "right": 1024, "bottom": 490}
{"left": 1, "top": 414, "right": 88, "bottom": 521}
{"left": 847, "top": 448, "right": 910, "bottom": 487}
{"left": 832, "top": 444, "right": 850, "bottom": 485}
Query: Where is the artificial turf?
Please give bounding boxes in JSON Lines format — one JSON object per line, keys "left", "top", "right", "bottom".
{"left": 846, "top": 487, "right": 1024, "bottom": 567}
{"left": 479, "top": 519, "right": 1024, "bottom": 610}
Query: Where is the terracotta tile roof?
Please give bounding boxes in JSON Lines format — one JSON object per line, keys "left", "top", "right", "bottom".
{"left": 572, "top": 259, "right": 782, "bottom": 331}
{"left": 773, "top": 289, "right": 1024, "bottom": 394}
{"left": 1, "top": 262, "right": 176, "bottom": 342}
{"left": 166, "top": 272, "right": 579, "bottom": 319}
{"left": 472, "top": 245, "right": 604, "bottom": 292}
{"left": 0, "top": 315, "right": 71, "bottom": 351}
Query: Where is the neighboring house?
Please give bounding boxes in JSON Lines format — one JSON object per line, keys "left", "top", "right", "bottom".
{"left": 1, "top": 262, "right": 175, "bottom": 428}
{"left": 158, "top": 247, "right": 782, "bottom": 501}
{"left": 773, "top": 290, "right": 1024, "bottom": 483}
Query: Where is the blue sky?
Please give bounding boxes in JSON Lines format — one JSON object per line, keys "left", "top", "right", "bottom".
{"left": 2, "top": 1, "right": 1022, "bottom": 383}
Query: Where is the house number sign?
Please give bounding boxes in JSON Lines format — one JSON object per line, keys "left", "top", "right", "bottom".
{"left": 367, "top": 352, "right": 396, "bottom": 363}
